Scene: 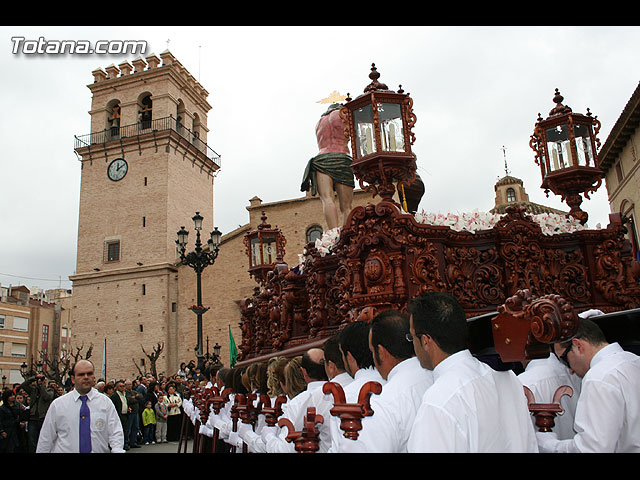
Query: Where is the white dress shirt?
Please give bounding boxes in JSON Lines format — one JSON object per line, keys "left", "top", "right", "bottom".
{"left": 408, "top": 349, "right": 538, "bottom": 453}
{"left": 36, "top": 388, "right": 124, "bottom": 453}
{"left": 518, "top": 354, "right": 581, "bottom": 440}
{"left": 339, "top": 357, "right": 434, "bottom": 453}
{"left": 330, "top": 371, "right": 354, "bottom": 390}
{"left": 326, "top": 366, "right": 386, "bottom": 453}
{"left": 537, "top": 343, "right": 640, "bottom": 453}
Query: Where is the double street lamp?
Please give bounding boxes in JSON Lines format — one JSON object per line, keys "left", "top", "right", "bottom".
{"left": 176, "top": 212, "right": 222, "bottom": 369}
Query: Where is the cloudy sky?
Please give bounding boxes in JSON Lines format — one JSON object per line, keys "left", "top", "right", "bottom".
{"left": 2, "top": 25, "right": 639, "bottom": 291}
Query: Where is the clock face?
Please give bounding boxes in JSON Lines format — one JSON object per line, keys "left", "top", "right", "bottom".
{"left": 107, "top": 158, "right": 128, "bottom": 181}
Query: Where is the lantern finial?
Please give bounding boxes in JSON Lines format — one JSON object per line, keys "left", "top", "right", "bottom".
{"left": 258, "top": 211, "right": 271, "bottom": 229}
{"left": 364, "top": 63, "right": 388, "bottom": 93}
{"left": 549, "top": 88, "right": 572, "bottom": 116}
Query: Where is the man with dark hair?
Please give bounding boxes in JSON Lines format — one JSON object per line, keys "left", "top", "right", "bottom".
{"left": 124, "top": 379, "right": 143, "bottom": 449}
{"left": 36, "top": 359, "right": 124, "bottom": 453}
{"left": 537, "top": 317, "right": 640, "bottom": 453}
{"left": 322, "top": 334, "right": 353, "bottom": 389}
{"left": 326, "top": 321, "right": 386, "bottom": 452}
{"left": 339, "top": 309, "right": 434, "bottom": 452}
{"left": 407, "top": 291, "right": 537, "bottom": 453}
{"left": 517, "top": 309, "right": 600, "bottom": 441}
{"left": 110, "top": 380, "right": 130, "bottom": 449}
{"left": 19, "top": 372, "right": 55, "bottom": 452}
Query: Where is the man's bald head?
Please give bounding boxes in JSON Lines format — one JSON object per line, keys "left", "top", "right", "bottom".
{"left": 301, "top": 348, "right": 328, "bottom": 382}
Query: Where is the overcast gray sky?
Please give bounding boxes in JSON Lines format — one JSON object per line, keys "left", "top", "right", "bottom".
{"left": 2, "top": 25, "right": 639, "bottom": 291}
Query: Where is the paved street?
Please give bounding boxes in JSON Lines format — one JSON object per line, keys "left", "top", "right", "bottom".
{"left": 126, "top": 439, "right": 191, "bottom": 454}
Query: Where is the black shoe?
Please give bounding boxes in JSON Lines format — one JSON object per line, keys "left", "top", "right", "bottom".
{"left": 131, "top": 444, "right": 141, "bottom": 448}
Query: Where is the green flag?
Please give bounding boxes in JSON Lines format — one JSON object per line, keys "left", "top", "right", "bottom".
{"left": 229, "top": 325, "right": 238, "bottom": 367}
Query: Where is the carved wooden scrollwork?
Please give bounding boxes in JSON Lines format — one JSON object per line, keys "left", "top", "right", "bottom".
{"left": 237, "top": 202, "right": 639, "bottom": 363}
{"left": 444, "top": 245, "right": 504, "bottom": 308}
{"left": 594, "top": 234, "right": 640, "bottom": 309}
{"left": 540, "top": 248, "right": 590, "bottom": 304}
{"left": 494, "top": 289, "right": 579, "bottom": 361}
{"left": 408, "top": 241, "right": 446, "bottom": 294}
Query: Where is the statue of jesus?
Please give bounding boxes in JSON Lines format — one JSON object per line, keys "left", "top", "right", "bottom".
{"left": 301, "top": 92, "right": 355, "bottom": 230}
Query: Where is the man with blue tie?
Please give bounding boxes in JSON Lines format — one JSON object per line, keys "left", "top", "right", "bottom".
{"left": 36, "top": 359, "right": 125, "bottom": 453}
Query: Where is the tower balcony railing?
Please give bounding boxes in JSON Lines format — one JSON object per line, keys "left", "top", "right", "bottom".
{"left": 74, "top": 116, "right": 221, "bottom": 169}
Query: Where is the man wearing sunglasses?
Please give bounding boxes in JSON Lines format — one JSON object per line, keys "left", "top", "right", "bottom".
{"left": 516, "top": 311, "right": 602, "bottom": 441}
{"left": 537, "top": 317, "right": 640, "bottom": 453}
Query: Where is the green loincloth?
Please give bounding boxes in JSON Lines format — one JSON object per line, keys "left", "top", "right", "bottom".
{"left": 300, "top": 152, "right": 355, "bottom": 196}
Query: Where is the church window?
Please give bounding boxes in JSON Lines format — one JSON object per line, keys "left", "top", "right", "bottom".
{"left": 506, "top": 188, "right": 516, "bottom": 203}
{"left": 306, "top": 225, "right": 323, "bottom": 244}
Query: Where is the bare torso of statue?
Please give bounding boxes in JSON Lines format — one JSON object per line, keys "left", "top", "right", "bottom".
{"left": 316, "top": 108, "right": 350, "bottom": 155}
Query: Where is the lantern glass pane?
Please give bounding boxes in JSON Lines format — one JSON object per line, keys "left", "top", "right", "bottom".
{"left": 353, "top": 104, "right": 376, "bottom": 158}
{"left": 378, "top": 103, "right": 405, "bottom": 152}
{"left": 573, "top": 124, "right": 595, "bottom": 167}
{"left": 546, "top": 124, "right": 572, "bottom": 171}
{"left": 262, "top": 237, "right": 276, "bottom": 264}
{"left": 250, "top": 237, "right": 260, "bottom": 267}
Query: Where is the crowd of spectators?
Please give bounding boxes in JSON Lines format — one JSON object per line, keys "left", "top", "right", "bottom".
{"left": 0, "top": 358, "right": 209, "bottom": 453}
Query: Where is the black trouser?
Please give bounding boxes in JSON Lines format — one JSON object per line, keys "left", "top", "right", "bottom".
{"left": 27, "top": 419, "right": 43, "bottom": 453}
{"left": 118, "top": 413, "right": 129, "bottom": 446}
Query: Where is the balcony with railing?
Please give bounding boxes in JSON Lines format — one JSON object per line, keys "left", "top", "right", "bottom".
{"left": 74, "top": 116, "right": 221, "bottom": 169}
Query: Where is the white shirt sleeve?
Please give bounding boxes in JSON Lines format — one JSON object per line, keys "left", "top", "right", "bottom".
{"left": 538, "top": 378, "right": 625, "bottom": 453}
{"left": 106, "top": 399, "right": 125, "bottom": 453}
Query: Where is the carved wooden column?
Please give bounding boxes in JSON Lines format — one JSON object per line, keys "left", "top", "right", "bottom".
{"left": 278, "top": 407, "right": 325, "bottom": 453}
{"left": 261, "top": 394, "right": 287, "bottom": 427}
{"left": 208, "top": 387, "right": 232, "bottom": 453}
{"left": 322, "top": 381, "right": 382, "bottom": 440}
{"left": 230, "top": 394, "right": 246, "bottom": 453}
{"left": 524, "top": 385, "right": 574, "bottom": 432}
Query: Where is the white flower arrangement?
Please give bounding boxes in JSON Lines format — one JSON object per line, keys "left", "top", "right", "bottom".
{"left": 296, "top": 227, "right": 343, "bottom": 272}
{"left": 414, "top": 208, "right": 595, "bottom": 236}
{"left": 295, "top": 210, "right": 600, "bottom": 271}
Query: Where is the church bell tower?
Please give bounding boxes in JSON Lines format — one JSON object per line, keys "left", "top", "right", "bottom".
{"left": 70, "top": 51, "right": 220, "bottom": 378}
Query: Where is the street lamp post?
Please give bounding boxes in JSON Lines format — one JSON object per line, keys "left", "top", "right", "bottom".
{"left": 176, "top": 212, "right": 222, "bottom": 370}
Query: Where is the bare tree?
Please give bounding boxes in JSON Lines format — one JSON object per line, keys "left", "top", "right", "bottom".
{"left": 140, "top": 342, "right": 164, "bottom": 379}
{"left": 38, "top": 343, "right": 94, "bottom": 386}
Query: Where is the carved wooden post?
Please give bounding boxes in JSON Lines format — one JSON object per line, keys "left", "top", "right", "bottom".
{"left": 208, "top": 387, "right": 231, "bottom": 453}
{"left": 322, "top": 380, "right": 382, "bottom": 440}
{"left": 278, "top": 407, "right": 325, "bottom": 453}
{"left": 191, "top": 390, "right": 203, "bottom": 453}
{"left": 261, "top": 394, "right": 287, "bottom": 427}
{"left": 230, "top": 394, "right": 246, "bottom": 453}
{"left": 523, "top": 385, "right": 574, "bottom": 432}
{"left": 198, "top": 388, "right": 214, "bottom": 453}
{"left": 237, "top": 392, "right": 257, "bottom": 453}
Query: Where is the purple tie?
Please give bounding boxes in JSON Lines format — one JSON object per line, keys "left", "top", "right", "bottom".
{"left": 79, "top": 395, "right": 92, "bottom": 453}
